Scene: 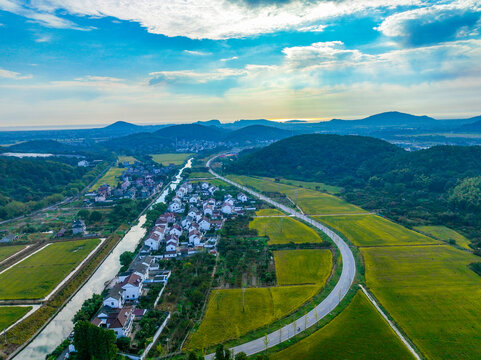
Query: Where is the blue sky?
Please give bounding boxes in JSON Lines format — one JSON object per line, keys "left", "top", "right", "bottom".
{"left": 0, "top": 0, "right": 480, "bottom": 127}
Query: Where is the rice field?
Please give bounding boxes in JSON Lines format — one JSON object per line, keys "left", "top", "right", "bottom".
{"left": 317, "top": 214, "right": 439, "bottom": 247}
{"left": 414, "top": 225, "right": 472, "bottom": 250}
{"left": 363, "top": 245, "right": 481, "bottom": 359}
{"left": 0, "top": 306, "right": 32, "bottom": 332}
{"left": 0, "top": 239, "right": 100, "bottom": 300}
{"left": 271, "top": 291, "right": 414, "bottom": 360}
{"left": 249, "top": 216, "right": 327, "bottom": 244}
{"left": 255, "top": 209, "right": 286, "bottom": 216}
{"left": 151, "top": 153, "right": 193, "bottom": 166}
{"left": 0, "top": 245, "right": 26, "bottom": 262}
{"left": 226, "top": 175, "right": 364, "bottom": 215}
{"left": 273, "top": 249, "right": 332, "bottom": 286}
{"left": 188, "top": 171, "right": 214, "bottom": 178}
{"left": 185, "top": 285, "right": 320, "bottom": 350}
{"left": 89, "top": 166, "right": 124, "bottom": 190}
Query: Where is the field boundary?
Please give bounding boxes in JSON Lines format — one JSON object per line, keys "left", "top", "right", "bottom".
{"left": 0, "top": 243, "right": 51, "bottom": 276}
{"left": 359, "top": 285, "right": 422, "bottom": 360}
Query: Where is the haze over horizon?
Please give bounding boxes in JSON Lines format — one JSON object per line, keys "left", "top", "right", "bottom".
{"left": 1, "top": 0, "right": 481, "bottom": 127}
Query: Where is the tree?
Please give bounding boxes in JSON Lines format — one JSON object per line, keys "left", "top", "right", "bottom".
{"left": 215, "top": 345, "right": 231, "bottom": 360}
{"left": 235, "top": 352, "right": 248, "bottom": 360}
{"left": 89, "top": 210, "right": 103, "bottom": 222}
{"left": 119, "top": 251, "right": 135, "bottom": 272}
{"left": 73, "top": 321, "right": 118, "bottom": 360}
{"left": 116, "top": 336, "right": 131, "bottom": 352}
{"left": 77, "top": 209, "right": 90, "bottom": 219}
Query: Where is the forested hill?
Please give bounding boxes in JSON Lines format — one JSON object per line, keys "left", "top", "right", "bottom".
{"left": 229, "top": 134, "right": 481, "bottom": 245}
{"left": 230, "top": 134, "right": 404, "bottom": 183}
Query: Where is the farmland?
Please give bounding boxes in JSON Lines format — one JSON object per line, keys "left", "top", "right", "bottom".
{"left": 255, "top": 209, "right": 286, "bottom": 216}
{"left": 0, "top": 239, "right": 100, "bottom": 300}
{"left": 186, "top": 285, "right": 320, "bottom": 350}
{"left": 317, "top": 215, "right": 439, "bottom": 247}
{"left": 363, "top": 245, "right": 481, "bottom": 359}
{"left": 151, "top": 153, "right": 193, "bottom": 166}
{"left": 274, "top": 249, "right": 332, "bottom": 286}
{"left": 0, "top": 245, "right": 25, "bottom": 262}
{"left": 118, "top": 155, "right": 137, "bottom": 164}
{"left": 0, "top": 307, "right": 32, "bottom": 332}
{"left": 226, "top": 175, "right": 364, "bottom": 214}
{"left": 89, "top": 166, "right": 124, "bottom": 190}
{"left": 249, "top": 216, "right": 326, "bottom": 244}
{"left": 415, "top": 225, "right": 472, "bottom": 249}
{"left": 188, "top": 171, "right": 214, "bottom": 178}
{"left": 271, "top": 292, "right": 414, "bottom": 360}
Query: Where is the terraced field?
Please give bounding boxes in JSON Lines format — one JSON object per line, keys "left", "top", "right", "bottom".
{"left": 227, "top": 175, "right": 364, "bottom": 214}
{"left": 363, "top": 245, "right": 481, "bottom": 359}
{"left": 318, "top": 214, "right": 439, "bottom": 247}
{"left": 415, "top": 225, "right": 472, "bottom": 250}
{"left": 250, "top": 216, "right": 327, "bottom": 244}
{"left": 273, "top": 249, "right": 332, "bottom": 286}
{"left": 89, "top": 166, "right": 124, "bottom": 190}
{"left": 151, "top": 153, "right": 193, "bottom": 166}
{"left": 271, "top": 292, "right": 414, "bottom": 360}
{"left": 0, "top": 306, "right": 32, "bottom": 331}
{"left": 0, "top": 239, "right": 100, "bottom": 300}
{"left": 186, "top": 285, "right": 320, "bottom": 350}
{"left": 0, "top": 245, "right": 25, "bottom": 262}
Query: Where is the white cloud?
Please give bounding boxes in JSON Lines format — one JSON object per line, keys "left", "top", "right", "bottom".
{"left": 0, "top": 68, "right": 32, "bottom": 80}
{"left": 298, "top": 24, "right": 327, "bottom": 32}
{"left": 6, "top": 0, "right": 422, "bottom": 39}
{"left": 34, "top": 34, "right": 52, "bottom": 42}
{"left": 149, "top": 68, "right": 246, "bottom": 84}
{"left": 183, "top": 50, "right": 211, "bottom": 56}
{"left": 220, "top": 56, "right": 239, "bottom": 62}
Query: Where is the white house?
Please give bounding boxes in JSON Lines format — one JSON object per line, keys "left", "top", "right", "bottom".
{"left": 221, "top": 202, "right": 234, "bottom": 214}
{"left": 199, "top": 217, "right": 211, "bottom": 231}
{"left": 203, "top": 205, "right": 213, "bottom": 216}
{"left": 189, "top": 230, "right": 202, "bottom": 245}
{"left": 168, "top": 201, "right": 182, "bottom": 212}
{"left": 120, "top": 273, "right": 143, "bottom": 301}
{"left": 201, "top": 182, "right": 209, "bottom": 190}
{"left": 92, "top": 307, "right": 134, "bottom": 338}
{"left": 188, "top": 208, "right": 198, "bottom": 219}
{"left": 181, "top": 216, "right": 193, "bottom": 229}
{"left": 145, "top": 231, "right": 161, "bottom": 251}
{"left": 103, "top": 286, "right": 123, "bottom": 309}
{"left": 189, "top": 195, "right": 199, "bottom": 204}
{"left": 237, "top": 193, "right": 248, "bottom": 202}
{"left": 170, "top": 224, "right": 183, "bottom": 237}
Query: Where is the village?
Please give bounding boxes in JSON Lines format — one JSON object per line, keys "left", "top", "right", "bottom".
{"left": 84, "top": 179, "right": 256, "bottom": 353}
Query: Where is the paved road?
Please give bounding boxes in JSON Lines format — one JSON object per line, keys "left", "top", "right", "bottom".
{"left": 205, "top": 158, "right": 356, "bottom": 358}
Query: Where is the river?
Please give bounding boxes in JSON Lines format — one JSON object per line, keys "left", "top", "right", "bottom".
{"left": 16, "top": 158, "right": 192, "bottom": 359}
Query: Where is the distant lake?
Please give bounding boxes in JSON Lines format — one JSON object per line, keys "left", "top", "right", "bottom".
{"left": 1, "top": 152, "right": 84, "bottom": 158}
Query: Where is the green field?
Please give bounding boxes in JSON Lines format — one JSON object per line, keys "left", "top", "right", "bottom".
{"left": 227, "top": 175, "right": 364, "bottom": 215}
{"left": 415, "top": 225, "right": 472, "bottom": 250}
{"left": 274, "top": 249, "right": 332, "bottom": 286}
{"left": 255, "top": 209, "right": 286, "bottom": 216}
{"left": 186, "top": 285, "right": 320, "bottom": 350}
{"left": 151, "top": 153, "right": 193, "bottom": 166}
{"left": 250, "top": 216, "right": 326, "bottom": 244}
{"left": 90, "top": 166, "right": 124, "bottom": 190}
{"left": 0, "top": 306, "right": 32, "bottom": 331}
{"left": 0, "top": 245, "right": 26, "bottom": 262}
{"left": 271, "top": 291, "right": 414, "bottom": 360}
{"left": 118, "top": 155, "right": 137, "bottom": 164}
{"left": 188, "top": 171, "right": 213, "bottom": 178}
{"left": 363, "top": 245, "right": 481, "bottom": 359}
{"left": 0, "top": 239, "right": 100, "bottom": 300}
{"left": 318, "top": 214, "right": 439, "bottom": 247}
{"left": 275, "top": 178, "right": 341, "bottom": 194}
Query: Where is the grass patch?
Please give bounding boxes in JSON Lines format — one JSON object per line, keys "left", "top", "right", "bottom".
{"left": 250, "top": 216, "right": 326, "bottom": 245}
{"left": 317, "top": 214, "right": 439, "bottom": 247}
{"left": 0, "top": 245, "right": 25, "bottom": 262}
{"left": 0, "top": 307, "right": 32, "bottom": 332}
{"left": 118, "top": 155, "right": 137, "bottom": 164}
{"left": 226, "top": 175, "right": 364, "bottom": 215}
{"left": 363, "top": 245, "right": 481, "bottom": 360}
{"left": 151, "top": 153, "right": 193, "bottom": 166}
{"left": 0, "top": 239, "right": 100, "bottom": 300}
{"left": 415, "top": 225, "right": 472, "bottom": 250}
{"left": 188, "top": 171, "right": 213, "bottom": 178}
{"left": 185, "top": 285, "right": 320, "bottom": 351}
{"left": 273, "top": 249, "right": 332, "bottom": 286}
{"left": 271, "top": 291, "right": 414, "bottom": 360}
{"left": 89, "top": 166, "right": 124, "bottom": 190}
{"left": 255, "top": 209, "right": 285, "bottom": 216}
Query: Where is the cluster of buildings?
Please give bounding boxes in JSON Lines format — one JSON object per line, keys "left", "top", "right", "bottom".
{"left": 85, "top": 161, "right": 175, "bottom": 203}
{"left": 143, "top": 181, "right": 256, "bottom": 259}
{"left": 91, "top": 255, "right": 171, "bottom": 338}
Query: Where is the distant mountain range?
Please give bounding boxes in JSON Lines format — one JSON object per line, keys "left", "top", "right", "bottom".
{"left": 1, "top": 111, "right": 481, "bottom": 147}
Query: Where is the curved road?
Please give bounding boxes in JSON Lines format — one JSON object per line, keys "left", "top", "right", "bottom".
{"left": 205, "top": 157, "right": 356, "bottom": 358}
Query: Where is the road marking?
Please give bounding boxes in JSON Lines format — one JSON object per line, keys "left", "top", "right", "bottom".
{"left": 359, "top": 285, "right": 422, "bottom": 360}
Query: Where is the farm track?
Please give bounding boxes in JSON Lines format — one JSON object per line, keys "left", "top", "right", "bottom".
{"left": 205, "top": 157, "right": 356, "bottom": 358}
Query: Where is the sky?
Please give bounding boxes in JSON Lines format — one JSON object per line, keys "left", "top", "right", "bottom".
{"left": 0, "top": 0, "right": 480, "bottom": 127}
